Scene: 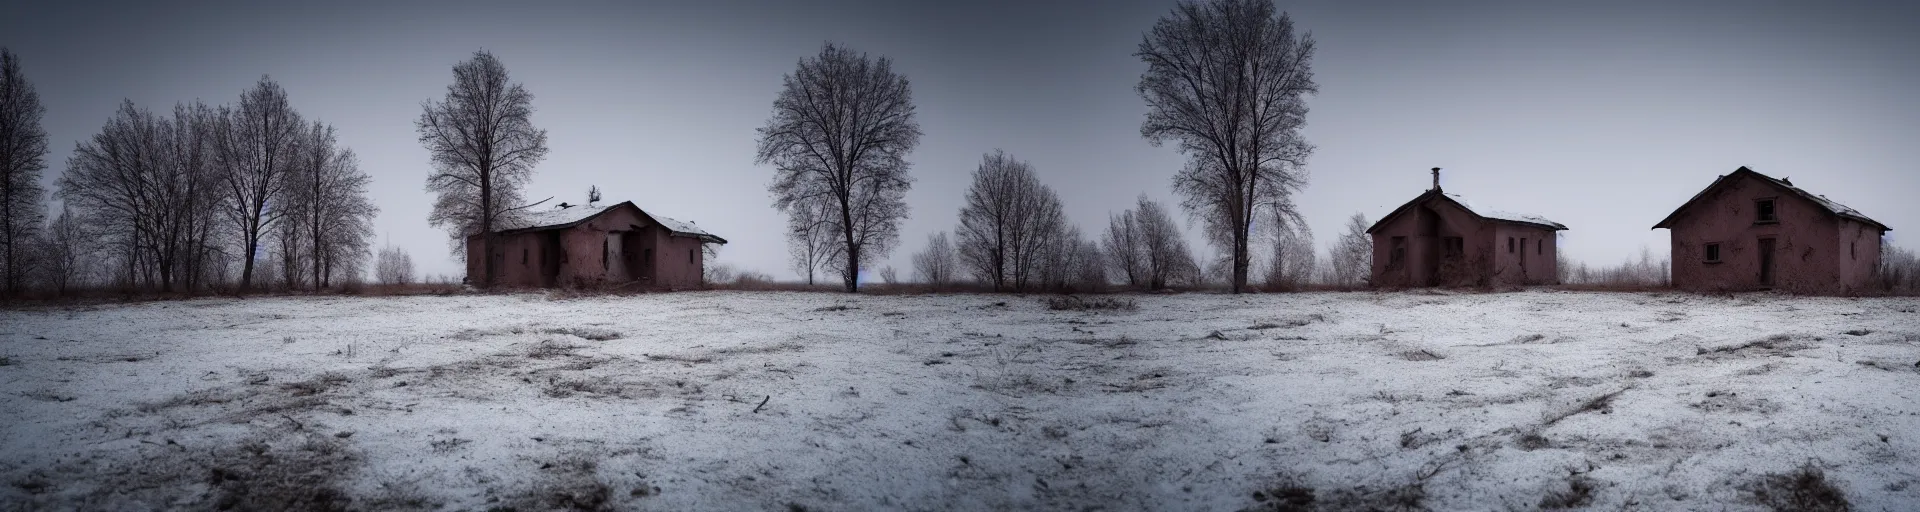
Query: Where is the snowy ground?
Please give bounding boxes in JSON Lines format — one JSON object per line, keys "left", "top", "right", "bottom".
{"left": 2, "top": 290, "right": 1918, "bottom": 510}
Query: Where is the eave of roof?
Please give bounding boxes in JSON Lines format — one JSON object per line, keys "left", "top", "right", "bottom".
{"left": 1650, "top": 167, "right": 1890, "bottom": 232}
{"left": 1365, "top": 188, "right": 1568, "bottom": 234}
{"left": 483, "top": 200, "right": 729, "bottom": 243}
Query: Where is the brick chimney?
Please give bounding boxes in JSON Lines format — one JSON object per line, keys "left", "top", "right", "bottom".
{"left": 1431, "top": 167, "right": 1441, "bottom": 191}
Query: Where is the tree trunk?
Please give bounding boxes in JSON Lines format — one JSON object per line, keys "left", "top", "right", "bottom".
{"left": 239, "top": 229, "right": 258, "bottom": 295}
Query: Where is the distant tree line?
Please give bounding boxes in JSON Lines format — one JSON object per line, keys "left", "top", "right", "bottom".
{"left": 0, "top": 47, "right": 396, "bottom": 298}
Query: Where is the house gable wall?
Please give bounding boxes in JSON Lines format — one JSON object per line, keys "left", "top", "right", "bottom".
{"left": 463, "top": 203, "right": 714, "bottom": 289}
{"left": 1666, "top": 173, "right": 1844, "bottom": 293}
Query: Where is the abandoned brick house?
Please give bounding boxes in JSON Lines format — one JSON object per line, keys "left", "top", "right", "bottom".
{"left": 1367, "top": 168, "right": 1567, "bottom": 287}
{"left": 464, "top": 201, "right": 727, "bottom": 288}
{"left": 1652, "top": 166, "right": 1888, "bottom": 294}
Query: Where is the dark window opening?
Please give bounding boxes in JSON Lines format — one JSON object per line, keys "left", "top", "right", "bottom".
{"left": 1507, "top": 237, "right": 1514, "bottom": 253}
{"left": 1390, "top": 236, "right": 1406, "bottom": 269}
{"left": 689, "top": 249, "right": 696, "bottom": 264}
{"left": 602, "top": 239, "right": 609, "bottom": 271}
{"left": 1537, "top": 239, "right": 1543, "bottom": 255}
{"left": 521, "top": 248, "right": 528, "bottom": 265}
{"left": 1705, "top": 243, "right": 1721, "bottom": 263}
{"left": 1851, "top": 241, "right": 1856, "bottom": 260}
{"left": 1756, "top": 199, "right": 1777, "bottom": 223}
{"left": 1443, "top": 237, "right": 1463, "bottom": 258}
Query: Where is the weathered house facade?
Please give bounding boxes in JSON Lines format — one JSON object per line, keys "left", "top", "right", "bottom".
{"left": 465, "top": 201, "right": 726, "bottom": 289}
{"left": 1653, "top": 167, "right": 1888, "bottom": 294}
{"left": 1367, "top": 169, "right": 1567, "bottom": 287}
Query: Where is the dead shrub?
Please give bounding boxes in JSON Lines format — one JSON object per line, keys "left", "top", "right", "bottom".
{"left": 1044, "top": 296, "right": 1137, "bottom": 311}
{"left": 1698, "top": 334, "right": 1809, "bottom": 358}
{"left": 497, "top": 454, "right": 615, "bottom": 511}
{"left": 281, "top": 373, "right": 350, "bottom": 397}
{"left": 1744, "top": 463, "right": 1850, "bottom": 512}
{"left": 1538, "top": 475, "right": 1596, "bottom": 509}
{"left": 1515, "top": 431, "right": 1551, "bottom": 451}
{"left": 205, "top": 434, "right": 358, "bottom": 512}
{"left": 1399, "top": 349, "right": 1446, "bottom": 361}
{"left": 543, "top": 327, "right": 622, "bottom": 341}
{"left": 528, "top": 340, "right": 584, "bottom": 359}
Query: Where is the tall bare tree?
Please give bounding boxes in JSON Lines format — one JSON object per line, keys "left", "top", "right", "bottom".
{"left": 61, "top": 101, "right": 218, "bottom": 293}
{"left": 1264, "top": 219, "right": 1315, "bottom": 290}
{"left": 1137, "top": 0, "right": 1317, "bottom": 294}
{"left": 37, "top": 204, "right": 93, "bottom": 295}
{"left": 911, "top": 231, "right": 957, "bottom": 289}
{"left": 956, "top": 151, "right": 1065, "bottom": 292}
{"left": 1135, "top": 195, "right": 1197, "bottom": 290}
{"left": 758, "top": 43, "right": 921, "bottom": 293}
{"left": 210, "top": 76, "right": 306, "bottom": 294}
{"left": 289, "top": 122, "right": 376, "bottom": 289}
{"left": 1327, "top": 212, "right": 1371, "bottom": 287}
{"left": 170, "top": 103, "right": 224, "bottom": 293}
{"left": 786, "top": 199, "right": 835, "bottom": 286}
{"left": 1103, "top": 209, "right": 1146, "bottom": 288}
{"left": 0, "top": 49, "right": 49, "bottom": 297}
{"left": 418, "top": 50, "right": 550, "bottom": 288}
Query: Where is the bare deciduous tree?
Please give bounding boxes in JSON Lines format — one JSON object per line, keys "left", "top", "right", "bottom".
{"left": 1035, "top": 224, "right": 1105, "bottom": 292}
{"left": 786, "top": 200, "right": 836, "bottom": 286}
{"left": 61, "top": 101, "right": 221, "bottom": 293}
{"left": 1106, "top": 195, "right": 1196, "bottom": 290}
{"left": 288, "top": 122, "right": 376, "bottom": 290}
{"left": 911, "top": 231, "right": 957, "bottom": 289}
{"left": 758, "top": 43, "right": 921, "bottom": 293}
{"left": 210, "top": 76, "right": 307, "bottom": 294}
{"left": 1264, "top": 220, "right": 1315, "bottom": 290}
{"left": 1327, "top": 212, "right": 1371, "bottom": 287}
{"left": 37, "top": 205, "right": 93, "bottom": 295}
{"left": 956, "top": 151, "right": 1064, "bottom": 292}
{"left": 1103, "top": 209, "right": 1145, "bottom": 287}
{"left": 0, "top": 48, "right": 49, "bottom": 297}
{"left": 418, "top": 50, "right": 550, "bottom": 288}
{"left": 1879, "top": 243, "right": 1919, "bottom": 293}
{"left": 1135, "top": 195, "right": 1197, "bottom": 289}
{"left": 1137, "top": 0, "right": 1317, "bottom": 294}
{"left": 376, "top": 244, "right": 415, "bottom": 285}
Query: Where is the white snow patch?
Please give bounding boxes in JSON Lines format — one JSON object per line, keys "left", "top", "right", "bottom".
{"left": 1, "top": 291, "right": 1916, "bottom": 509}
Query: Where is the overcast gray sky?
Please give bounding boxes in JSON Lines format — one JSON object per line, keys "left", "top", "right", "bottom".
{"left": 6, "top": 0, "right": 1917, "bottom": 282}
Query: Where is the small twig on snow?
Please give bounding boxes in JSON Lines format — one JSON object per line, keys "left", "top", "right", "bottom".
{"left": 753, "top": 395, "right": 770, "bottom": 413}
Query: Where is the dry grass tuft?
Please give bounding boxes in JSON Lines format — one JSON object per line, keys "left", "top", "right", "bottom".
{"left": 1744, "top": 463, "right": 1851, "bottom": 512}
{"left": 1044, "top": 296, "right": 1138, "bottom": 311}
{"left": 1538, "top": 475, "right": 1596, "bottom": 509}
{"left": 542, "top": 327, "right": 622, "bottom": 341}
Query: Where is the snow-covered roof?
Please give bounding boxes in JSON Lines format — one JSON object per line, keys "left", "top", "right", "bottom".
{"left": 1442, "top": 193, "right": 1569, "bottom": 231}
{"left": 495, "top": 201, "right": 728, "bottom": 244}
{"left": 1651, "top": 167, "right": 1889, "bottom": 231}
{"left": 507, "top": 203, "right": 618, "bottom": 231}
{"left": 1367, "top": 187, "right": 1568, "bottom": 234}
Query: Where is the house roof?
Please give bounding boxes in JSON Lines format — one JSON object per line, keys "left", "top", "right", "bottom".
{"left": 1366, "top": 188, "right": 1568, "bottom": 234}
{"left": 1650, "top": 166, "right": 1889, "bottom": 232}
{"left": 494, "top": 200, "right": 729, "bottom": 244}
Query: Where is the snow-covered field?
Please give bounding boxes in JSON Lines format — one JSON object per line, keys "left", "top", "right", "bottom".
{"left": 2, "top": 290, "right": 1917, "bottom": 510}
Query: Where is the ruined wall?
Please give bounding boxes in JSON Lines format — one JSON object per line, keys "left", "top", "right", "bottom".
{"left": 1370, "top": 198, "right": 1495, "bottom": 287}
{"left": 465, "top": 232, "right": 551, "bottom": 288}
{"left": 556, "top": 206, "right": 647, "bottom": 287}
{"left": 1490, "top": 224, "right": 1559, "bottom": 287}
{"left": 1836, "top": 219, "right": 1884, "bottom": 293}
{"left": 1666, "top": 174, "right": 1844, "bottom": 294}
{"left": 653, "top": 233, "right": 707, "bottom": 289}
{"left": 463, "top": 203, "right": 715, "bottom": 289}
